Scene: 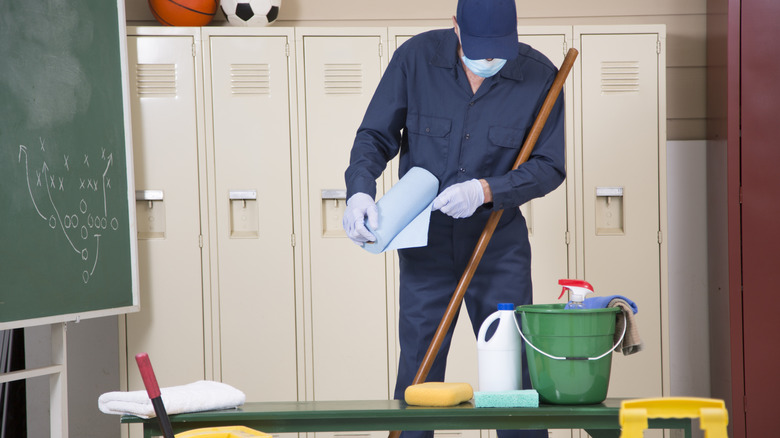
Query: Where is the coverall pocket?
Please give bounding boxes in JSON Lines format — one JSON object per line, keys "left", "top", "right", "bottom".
{"left": 482, "top": 125, "right": 527, "bottom": 172}
{"left": 488, "top": 126, "right": 525, "bottom": 149}
{"left": 406, "top": 114, "right": 452, "bottom": 176}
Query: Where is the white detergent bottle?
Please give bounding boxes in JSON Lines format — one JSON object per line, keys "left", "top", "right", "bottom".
{"left": 477, "top": 303, "right": 523, "bottom": 392}
{"left": 558, "top": 279, "right": 595, "bottom": 309}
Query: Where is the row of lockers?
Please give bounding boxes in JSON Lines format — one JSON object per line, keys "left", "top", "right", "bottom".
{"left": 123, "top": 24, "right": 667, "bottom": 438}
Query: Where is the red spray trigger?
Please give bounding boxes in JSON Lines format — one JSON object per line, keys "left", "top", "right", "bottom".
{"left": 557, "top": 279, "right": 594, "bottom": 299}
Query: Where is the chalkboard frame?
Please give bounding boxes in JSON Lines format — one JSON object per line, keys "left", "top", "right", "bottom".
{"left": 0, "top": 0, "right": 139, "bottom": 330}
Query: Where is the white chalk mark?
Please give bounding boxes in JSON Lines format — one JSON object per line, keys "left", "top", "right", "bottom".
{"left": 39, "top": 137, "right": 45, "bottom": 152}
{"left": 18, "top": 145, "right": 47, "bottom": 220}
{"left": 83, "top": 154, "right": 89, "bottom": 167}
{"left": 102, "top": 154, "right": 112, "bottom": 216}
{"left": 43, "top": 164, "right": 80, "bottom": 254}
{"left": 91, "top": 234, "right": 101, "bottom": 275}
{"left": 64, "top": 155, "right": 69, "bottom": 171}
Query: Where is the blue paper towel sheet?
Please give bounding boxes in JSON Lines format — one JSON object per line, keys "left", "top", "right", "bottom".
{"left": 363, "top": 167, "right": 439, "bottom": 254}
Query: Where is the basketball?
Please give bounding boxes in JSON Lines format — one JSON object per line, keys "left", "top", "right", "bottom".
{"left": 149, "top": 0, "right": 219, "bottom": 26}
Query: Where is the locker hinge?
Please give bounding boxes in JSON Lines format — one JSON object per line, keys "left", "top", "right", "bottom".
{"left": 656, "top": 40, "right": 662, "bottom": 55}
{"left": 285, "top": 43, "right": 290, "bottom": 57}
{"left": 199, "top": 234, "right": 204, "bottom": 248}
{"left": 657, "top": 230, "right": 663, "bottom": 244}
{"left": 565, "top": 231, "right": 571, "bottom": 245}
{"left": 563, "top": 40, "right": 568, "bottom": 57}
{"left": 291, "top": 233, "right": 296, "bottom": 247}
{"left": 192, "top": 42, "right": 197, "bottom": 58}
{"left": 739, "top": 186, "right": 743, "bottom": 204}
{"left": 379, "top": 42, "right": 383, "bottom": 57}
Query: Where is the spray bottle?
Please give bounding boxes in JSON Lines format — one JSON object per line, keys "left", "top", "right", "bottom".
{"left": 558, "top": 279, "right": 594, "bottom": 309}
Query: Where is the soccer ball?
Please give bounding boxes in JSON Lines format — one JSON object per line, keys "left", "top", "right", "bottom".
{"left": 221, "top": 0, "right": 281, "bottom": 26}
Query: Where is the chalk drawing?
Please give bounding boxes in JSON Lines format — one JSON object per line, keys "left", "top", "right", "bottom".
{"left": 18, "top": 138, "right": 121, "bottom": 284}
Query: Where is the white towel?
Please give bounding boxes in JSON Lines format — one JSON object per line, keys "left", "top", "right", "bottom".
{"left": 98, "top": 380, "right": 245, "bottom": 418}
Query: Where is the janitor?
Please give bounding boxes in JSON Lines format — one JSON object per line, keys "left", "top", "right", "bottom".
{"left": 343, "top": 1, "right": 565, "bottom": 437}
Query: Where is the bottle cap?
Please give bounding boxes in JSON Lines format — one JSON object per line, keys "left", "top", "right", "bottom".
{"left": 497, "top": 303, "right": 514, "bottom": 311}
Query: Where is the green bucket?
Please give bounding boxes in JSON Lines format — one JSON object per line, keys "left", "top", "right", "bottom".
{"left": 515, "top": 304, "right": 623, "bottom": 405}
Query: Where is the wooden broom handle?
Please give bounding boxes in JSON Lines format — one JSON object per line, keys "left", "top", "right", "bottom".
{"left": 388, "top": 48, "right": 578, "bottom": 438}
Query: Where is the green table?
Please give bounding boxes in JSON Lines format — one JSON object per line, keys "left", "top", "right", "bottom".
{"left": 121, "top": 398, "right": 692, "bottom": 438}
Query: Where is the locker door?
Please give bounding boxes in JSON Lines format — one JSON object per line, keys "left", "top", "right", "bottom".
{"left": 208, "top": 35, "right": 298, "bottom": 402}
{"left": 579, "top": 33, "right": 663, "bottom": 400}
{"left": 126, "top": 35, "right": 205, "bottom": 390}
{"left": 301, "top": 35, "right": 388, "bottom": 402}
{"left": 515, "top": 33, "right": 573, "bottom": 305}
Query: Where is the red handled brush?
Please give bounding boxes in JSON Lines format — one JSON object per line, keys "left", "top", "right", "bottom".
{"left": 135, "top": 353, "right": 175, "bottom": 438}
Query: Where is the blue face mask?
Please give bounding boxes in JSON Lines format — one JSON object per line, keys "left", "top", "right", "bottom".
{"left": 461, "top": 55, "right": 507, "bottom": 78}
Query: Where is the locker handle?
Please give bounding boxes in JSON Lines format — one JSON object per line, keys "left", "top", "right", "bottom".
{"left": 596, "top": 187, "right": 623, "bottom": 197}
{"left": 136, "top": 190, "right": 164, "bottom": 201}
{"left": 229, "top": 190, "right": 257, "bottom": 209}
{"left": 321, "top": 189, "right": 347, "bottom": 201}
{"left": 136, "top": 190, "right": 164, "bottom": 209}
{"left": 229, "top": 190, "right": 257, "bottom": 201}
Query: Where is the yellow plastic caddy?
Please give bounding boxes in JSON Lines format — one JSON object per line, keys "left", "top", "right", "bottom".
{"left": 175, "top": 426, "right": 271, "bottom": 438}
{"left": 619, "top": 397, "right": 729, "bottom": 438}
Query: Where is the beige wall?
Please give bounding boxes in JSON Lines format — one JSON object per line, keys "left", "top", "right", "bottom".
{"left": 127, "top": 0, "right": 706, "bottom": 140}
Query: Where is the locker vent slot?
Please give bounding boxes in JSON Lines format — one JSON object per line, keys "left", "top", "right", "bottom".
{"left": 324, "top": 63, "right": 363, "bottom": 94}
{"left": 601, "top": 61, "right": 640, "bottom": 94}
{"left": 136, "top": 64, "right": 176, "bottom": 97}
{"left": 230, "top": 64, "right": 271, "bottom": 95}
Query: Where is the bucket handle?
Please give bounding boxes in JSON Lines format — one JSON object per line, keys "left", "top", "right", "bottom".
{"left": 513, "top": 313, "right": 627, "bottom": 361}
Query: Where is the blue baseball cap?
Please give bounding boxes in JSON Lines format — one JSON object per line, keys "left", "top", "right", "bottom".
{"left": 457, "top": 0, "right": 519, "bottom": 60}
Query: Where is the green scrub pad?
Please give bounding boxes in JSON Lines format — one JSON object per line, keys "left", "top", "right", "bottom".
{"left": 473, "top": 389, "right": 540, "bottom": 408}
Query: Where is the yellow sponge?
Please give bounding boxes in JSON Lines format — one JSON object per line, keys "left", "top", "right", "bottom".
{"left": 404, "top": 382, "right": 474, "bottom": 407}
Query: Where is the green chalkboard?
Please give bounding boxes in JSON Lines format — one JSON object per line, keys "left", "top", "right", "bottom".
{"left": 0, "top": 0, "right": 138, "bottom": 329}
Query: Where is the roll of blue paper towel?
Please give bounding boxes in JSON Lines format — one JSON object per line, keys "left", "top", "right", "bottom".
{"left": 363, "top": 167, "right": 439, "bottom": 254}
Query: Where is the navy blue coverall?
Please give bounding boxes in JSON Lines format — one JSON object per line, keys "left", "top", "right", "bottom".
{"left": 344, "top": 28, "right": 566, "bottom": 438}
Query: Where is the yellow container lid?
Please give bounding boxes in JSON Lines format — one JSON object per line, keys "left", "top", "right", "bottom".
{"left": 175, "top": 426, "right": 273, "bottom": 438}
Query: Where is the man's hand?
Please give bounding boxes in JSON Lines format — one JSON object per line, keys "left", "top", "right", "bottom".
{"left": 432, "top": 179, "right": 485, "bottom": 218}
{"left": 342, "top": 193, "right": 379, "bottom": 245}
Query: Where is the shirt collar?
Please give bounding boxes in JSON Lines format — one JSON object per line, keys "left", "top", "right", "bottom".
{"left": 430, "top": 29, "right": 460, "bottom": 69}
{"left": 499, "top": 56, "right": 525, "bottom": 81}
{"left": 429, "top": 29, "right": 525, "bottom": 82}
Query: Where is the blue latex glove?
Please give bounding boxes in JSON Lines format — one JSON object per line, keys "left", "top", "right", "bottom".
{"left": 342, "top": 193, "right": 378, "bottom": 245}
{"left": 432, "top": 179, "right": 484, "bottom": 218}
{"left": 566, "top": 295, "right": 639, "bottom": 314}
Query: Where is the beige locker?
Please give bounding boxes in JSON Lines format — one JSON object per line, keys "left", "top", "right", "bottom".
{"left": 125, "top": 30, "right": 208, "bottom": 438}
{"left": 125, "top": 33, "right": 206, "bottom": 386}
{"left": 515, "top": 29, "right": 576, "bottom": 305}
{"left": 203, "top": 30, "right": 299, "bottom": 403}
{"left": 573, "top": 26, "right": 668, "bottom": 437}
{"left": 296, "top": 29, "right": 391, "bottom": 406}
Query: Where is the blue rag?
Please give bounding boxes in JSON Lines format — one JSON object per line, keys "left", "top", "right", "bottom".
{"left": 566, "top": 295, "right": 638, "bottom": 314}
